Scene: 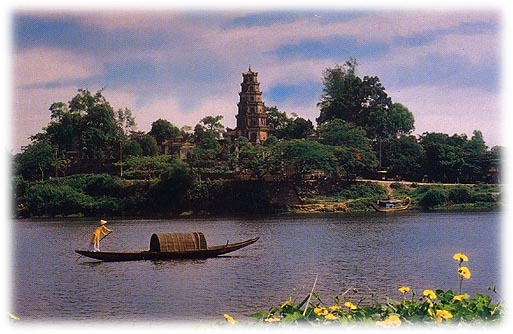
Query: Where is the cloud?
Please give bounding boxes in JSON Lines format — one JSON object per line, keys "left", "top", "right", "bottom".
{"left": 13, "top": 47, "right": 102, "bottom": 88}
{"left": 9, "top": 9, "right": 503, "bottom": 153}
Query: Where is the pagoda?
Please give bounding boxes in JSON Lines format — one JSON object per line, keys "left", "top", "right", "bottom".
{"left": 233, "top": 66, "right": 268, "bottom": 143}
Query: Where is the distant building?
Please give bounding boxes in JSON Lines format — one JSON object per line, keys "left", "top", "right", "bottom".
{"left": 226, "top": 66, "right": 268, "bottom": 143}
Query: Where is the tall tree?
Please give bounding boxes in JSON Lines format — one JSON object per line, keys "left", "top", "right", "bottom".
{"left": 419, "top": 132, "right": 465, "bottom": 183}
{"left": 381, "top": 135, "right": 425, "bottom": 181}
{"left": 81, "top": 103, "right": 119, "bottom": 161}
{"left": 317, "top": 58, "right": 363, "bottom": 125}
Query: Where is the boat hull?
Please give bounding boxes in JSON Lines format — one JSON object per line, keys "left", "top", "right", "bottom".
{"left": 370, "top": 202, "right": 409, "bottom": 212}
{"left": 370, "top": 197, "right": 410, "bottom": 212}
{"left": 75, "top": 237, "right": 259, "bottom": 262}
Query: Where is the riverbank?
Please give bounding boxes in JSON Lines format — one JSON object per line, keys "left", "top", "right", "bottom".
{"left": 288, "top": 179, "right": 501, "bottom": 214}
{"left": 14, "top": 173, "right": 502, "bottom": 218}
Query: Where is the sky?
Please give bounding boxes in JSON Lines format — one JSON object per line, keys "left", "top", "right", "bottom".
{"left": 5, "top": 2, "right": 509, "bottom": 154}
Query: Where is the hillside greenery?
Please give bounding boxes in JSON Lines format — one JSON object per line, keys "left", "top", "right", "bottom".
{"left": 11, "top": 60, "right": 502, "bottom": 218}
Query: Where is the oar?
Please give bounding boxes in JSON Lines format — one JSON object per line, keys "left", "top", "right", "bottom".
{"left": 100, "top": 230, "right": 113, "bottom": 242}
{"left": 75, "top": 231, "right": 113, "bottom": 262}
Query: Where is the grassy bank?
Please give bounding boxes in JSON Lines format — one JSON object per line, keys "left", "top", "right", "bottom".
{"left": 292, "top": 180, "right": 502, "bottom": 213}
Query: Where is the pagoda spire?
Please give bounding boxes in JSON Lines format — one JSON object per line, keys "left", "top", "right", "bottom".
{"left": 234, "top": 66, "right": 268, "bottom": 143}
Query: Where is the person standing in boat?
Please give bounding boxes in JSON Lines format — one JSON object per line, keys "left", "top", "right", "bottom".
{"left": 89, "top": 219, "right": 113, "bottom": 252}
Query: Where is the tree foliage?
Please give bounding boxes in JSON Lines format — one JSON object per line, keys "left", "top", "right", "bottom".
{"left": 266, "top": 106, "right": 314, "bottom": 139}
{"left": 11, "top": 60, "right": 503, "bottom": 217}
{"left": 149, "top": 118, "right": 180, "bottom": 145}
{"left": 317, "top": 59, "right": 414, "bottom": 142}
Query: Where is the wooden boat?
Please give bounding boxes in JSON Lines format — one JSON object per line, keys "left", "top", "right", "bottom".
{"left": 370, "top": 197, "right": 410, "bottom": 212}
{"left": 75, "top": 232, "right": 259, "bottom": 262}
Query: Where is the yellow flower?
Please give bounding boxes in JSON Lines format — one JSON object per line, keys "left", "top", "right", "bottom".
{"left": 325, "top": 313, "right": 339, "bottom": 321}
{"left": 453, "top": 253, "right": 469, "bottom": 262}
{"left": 458, "top": 266, "right": 471, "bottom": 279}
{"left": 453, "top": 293, "right": 470, "bottom": 301}
{"left": 376, "top": 314, "right": 402, "bottom": 327}
{"left": 435, "top": 309, "right": 453, "bottom": 323}
{"left": 329, "top": 305, "right": 342, "bottom": 312}
{"left": 423, "top": 289, "right": 437, "bottom": 299}
{"left": 344, "top": 301, "right": 357, "bottom": 310}
{"left": 223, "top": 313, "right": 237, "bottom": 324}
{"left": 264, "top": 316, "right": 282, "bottom": 323}
{"left": 398, "top": 286, "right": 410, "bottom": 293}
{"left": 314, "top": 307, "right": 328, "bottom": 316}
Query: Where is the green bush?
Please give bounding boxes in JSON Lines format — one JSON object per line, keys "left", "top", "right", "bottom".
{"left": 335, "top": 182, "right": 388, "bottom": 201}
{"left": 25, "top": 183, "right": 92, "bottom": 216}
{"left": 448, "top": 186, "right": 473, "bottom": 204}
{"left": 419, "top": 189, "right": 447, "bottom": 209}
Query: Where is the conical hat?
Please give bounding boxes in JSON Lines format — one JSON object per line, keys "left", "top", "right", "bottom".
{"left": 99, "top": 219, "right": 107, "bottom": 226}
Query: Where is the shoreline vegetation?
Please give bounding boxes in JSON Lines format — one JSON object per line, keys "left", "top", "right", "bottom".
{"left": 220, "top": 253, "right": 503, "bottom": 327}
{"left": 14, "top": 174, "right": 502, "bottom": 219}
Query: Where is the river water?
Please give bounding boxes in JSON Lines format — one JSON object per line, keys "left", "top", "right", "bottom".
{"left": 9, "top": 211, "right": 502, "bottom": 325}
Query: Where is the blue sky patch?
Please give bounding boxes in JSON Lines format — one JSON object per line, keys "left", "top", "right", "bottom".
{"left": 266, "top": 81, "right": 323, "bottom": 105}
{"left": 389, "top": 52, "right": 498, "bottom": 92}
{"left": 222, "top": 10, "right": 366, "bottom": 29}
{"left": 268, "top": 36, "right": 389, "bottom": 60}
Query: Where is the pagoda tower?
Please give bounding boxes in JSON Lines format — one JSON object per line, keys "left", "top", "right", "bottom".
{"left": 235, "top": 66, "right": 268, "bottom": 143}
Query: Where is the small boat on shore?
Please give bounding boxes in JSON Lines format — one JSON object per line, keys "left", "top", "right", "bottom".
{"left": 370, "top": 197, "right": 410, "bottom": 212}
{"left": 75, "top": 232, "right": 259, "bottom": 262}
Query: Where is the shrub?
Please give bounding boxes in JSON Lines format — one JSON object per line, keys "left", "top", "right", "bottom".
{"left": 448, "top": 186, "right": 473, "bottom": 204}
{"left": 419, "top": 189, "right": 447, "bottom": 209}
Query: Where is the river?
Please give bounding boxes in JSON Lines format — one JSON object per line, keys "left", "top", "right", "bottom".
{"left": 9, "top": 211, "right": 501, "bottom": 326}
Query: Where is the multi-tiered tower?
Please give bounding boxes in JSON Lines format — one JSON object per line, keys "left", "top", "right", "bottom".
{"left": 235, "top": 66, "right": 268, "bottom": 143}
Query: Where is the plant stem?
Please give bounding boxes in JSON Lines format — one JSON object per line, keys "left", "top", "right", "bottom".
{"left": 303, "top": 273, "right": 318, "bottom": 316}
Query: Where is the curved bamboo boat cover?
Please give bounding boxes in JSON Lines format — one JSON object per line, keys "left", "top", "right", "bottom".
{"left": 149, "top": 232, "right": 208, "bottom": 252}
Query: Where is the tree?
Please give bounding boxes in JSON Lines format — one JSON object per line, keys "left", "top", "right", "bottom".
{"left": 317, "top": 58, "right": 362, "bottom": 125}
{"left": 197, "top": 115, "right": 225, "bottom": 140}
{"left": 388, "top": 103, "right": 415, "bottom": 137}
{"left": 14, "top": 141, "right": 55, "bottom": 181}
{"left": 317, "top": 119, "right": 378, "bottom": 178}
{"left": 276, "top": 140, "right": 335, "bottom": 181}
{"left": 316, "top": 59, "right": 415, "bottom": 169}
{"left": 266, "top": 106, "right": 314, "bottom": 139}
{"left": 235, "top": 136, "right": 280, "bottom": 179}
{"left": 381, "top": 135, "right": 425, "bottom": 181}
{"left": 149, "top": 119, "right": 181, "bottom": 145}
{"left": 460, "top": 130, "right": 491, "bottom": 183}
{"left": 115, "top": 107, "right": 137, "bottom": 176}
{"left": 317, "top": 58, "right": 393, "bottom": 138}
{"left": 265, "top": 106, "right": 289, "bottom": 138}
{"left": 193, "top": 115, "right": 225, "bottom": 155}
{"left": 81, "top": 103, "right": 119, "bottom": 161}
{"left": 41, "top": 102, "right": 83, "bottom": 155}
{"left": 419, "top": 132, "right": 465, "bottom": 183}
{"left": 123, "top": 155, "right": 175, "bottom": 181}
